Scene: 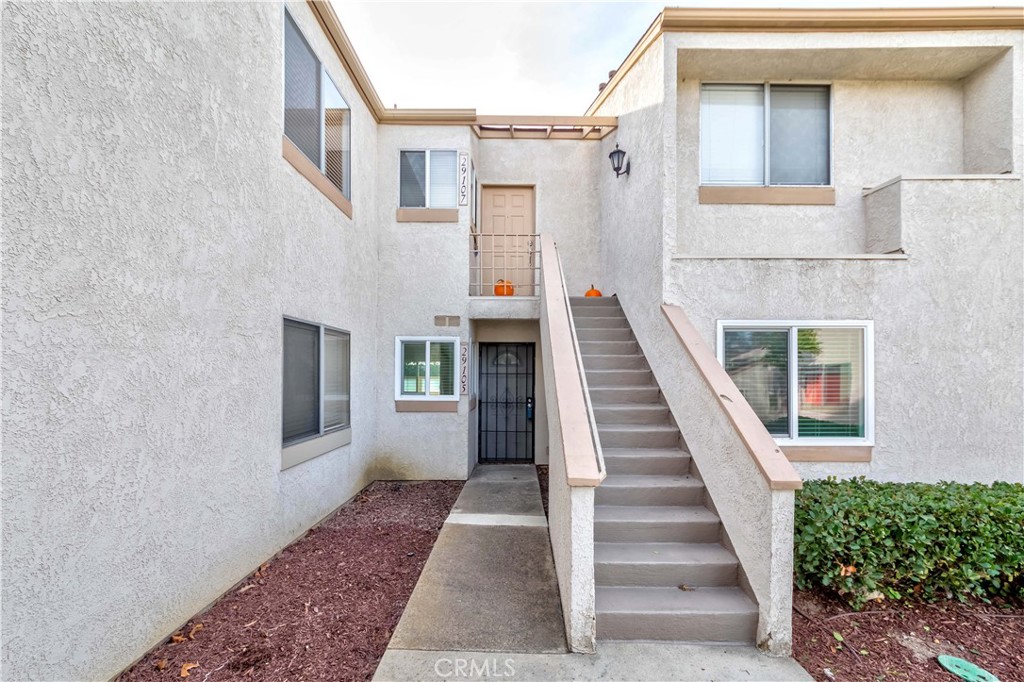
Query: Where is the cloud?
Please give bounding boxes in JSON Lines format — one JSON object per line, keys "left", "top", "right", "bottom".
{"left": 331, "top": 0, "right": 1024, "bottom": 114}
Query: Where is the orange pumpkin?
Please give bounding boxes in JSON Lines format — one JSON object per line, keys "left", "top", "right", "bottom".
{"left": 494, "top": 279, "right": 515, "bottom": 296}
{"left": 585, "top": 284, "right": 603, "bottom": 297}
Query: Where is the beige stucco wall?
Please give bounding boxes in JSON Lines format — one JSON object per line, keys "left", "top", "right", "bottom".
{"left": 371, "top": 125, "right": 475, "bottom": 481}
{"left": 667, "top": 177, "right": 1024, "bottom": 484}
{"left": 668, "top": 30, "right": 1023, "bottom": 257}
{"left": 1, "top": 2, "right": 383, "bottom": 679}
{"left": 477, "top": 139, "right": 602, "bottom": 296}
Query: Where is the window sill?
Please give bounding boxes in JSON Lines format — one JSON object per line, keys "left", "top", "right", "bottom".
{"left": 699, "top": 185, "right": 835, "bottom": 206}
{"left": 396, "top": 208, "right": 459, "bottom": 223}
{"left": 782, "top": 445, "right": 872, "bottom": 463}
{"left": 395, "top": 400, "right": 459, "bottom": 413}
{"left": 282, "top": 427, "right": 352, "bottom": 470}
{"left": 282, "top": 136, "right": 353, "bottom": 219}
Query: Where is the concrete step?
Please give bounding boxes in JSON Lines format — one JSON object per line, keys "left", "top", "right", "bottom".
{"left": 570, "top": 296, "right": 621, "bottom": 307}
{"left": 574, "top": 316, "right": 630, "bottom": 329}
{"left": 594, "top": 505, "right": 721, "bottom": 543}
{"left": 583, "top": 354, "right": 650, "bottom": 371}
{"left": 579, "top": 340, "right": 640, "bottom": 356}
{"left": 598, "top": 423, "right": 680, "bottom": 449}
{"left": 595, "top": 542, "right": 740, "bottom": 587}
{"left": 586, "top": 369, "right": 654, "bottom": 387}
{"left": 603, "top": 449, "right": 690, "bottom": 475}
{"left": 575, "top": 328, "right": 634, "bottom": 342}
{"left": 596, "top": 586, "right": 757, "bottom": 643}
{"left": 589, "top": 386, "right": 662, "bottom": 405}
{"left": 573, "top": 308, "right": 626, "bottom": 320}
{"left": 596, "top": 474, "right": 704, "bottom": 506}
{"left": 594, "top": 404, "right": 670, "bottom": 425}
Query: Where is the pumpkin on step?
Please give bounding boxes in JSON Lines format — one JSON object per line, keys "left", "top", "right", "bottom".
{"left": 494, "top": 279, "right": 515, "bottom": 296}
{"left": 585, "top": 285, "right": 603, "bottom": 297}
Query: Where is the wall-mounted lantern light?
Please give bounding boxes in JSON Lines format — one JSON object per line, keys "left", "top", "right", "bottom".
{"left": 609, "top": 144, "right": 630, "bottom": 178}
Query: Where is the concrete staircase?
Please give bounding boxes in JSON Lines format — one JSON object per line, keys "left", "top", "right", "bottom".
{"left": 570, "top": 296, "right": 758, "bottom": 644}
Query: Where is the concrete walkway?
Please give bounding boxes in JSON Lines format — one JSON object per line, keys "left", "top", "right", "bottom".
{"left": 386, "top": 465, "right": 567, "bottom": 654}
{"left": 377, "top": 464, "right": 812, "bottom": 682}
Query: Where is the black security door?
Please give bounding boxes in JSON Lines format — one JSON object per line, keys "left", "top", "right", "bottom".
{"left": 478, "top": 343, "right": 535, "bottom": 463}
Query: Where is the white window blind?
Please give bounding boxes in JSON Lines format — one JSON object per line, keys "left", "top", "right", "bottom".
{"left": 322, "top": 72, "right": 351, "bottom": 199}
{"left": 323, "top": 329, "right": 351, "bottom": 429}
{"left": 700, "top": 83, "right": 830, "bottom": 186}
{"left": 396, "top": 338, "right": 458, "bottom": 400}
{"left": 428, "top": 150, "right": 458, "bottom": 209}
{"left": 700, "top": 84, "right": 764, "bottom": 185}
{"left": 399, "top": 150, "right": 457, "bottom": 209}
{"left": 796, "top": 327, "right": 864, "bottom": 438}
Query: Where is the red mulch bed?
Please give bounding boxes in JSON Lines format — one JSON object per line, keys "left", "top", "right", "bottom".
{"left": 536, "top": 465, "right": 549, "bottom": 517}
{"left": 792, "top": 589, "right": 1024, "bottom": 682}
{"left": 118, "top": 480, "right": 463, "bottom": 682}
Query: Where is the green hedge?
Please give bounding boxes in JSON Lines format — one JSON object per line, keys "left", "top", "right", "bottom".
{"left": 793, "top": 478, "right": 1024, "bottom": 607}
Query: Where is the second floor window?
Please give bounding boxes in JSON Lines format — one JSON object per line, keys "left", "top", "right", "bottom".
{"left": 284, "top": 11, "right": 351, "bottom": 199}
{"left": 400, "top": 150, "right": 458, "bottom": 209}
{"left": 700, "top": 83, "right": 830, "bottom": 187}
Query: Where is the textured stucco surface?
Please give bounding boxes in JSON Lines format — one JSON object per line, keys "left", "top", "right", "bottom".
{"left": 2, "top": 2, "right": 381, "bottom": 679}
{"left": 372, "top": 125, "right": 474, "bottom": 481}
{"left": 540, "top": 295, "right": 597, "bottom": 653}
{"left": 668, "top": 179, "right": 1024, "bottom": 484}
{"left": 477, "top": 139, "right": 602, "bottom": 296}
{"left": 864, "top": 181, "right": 903, "bottom": 253}
{"left": 668, "top": 29, "right": 1023, "bottom": 256}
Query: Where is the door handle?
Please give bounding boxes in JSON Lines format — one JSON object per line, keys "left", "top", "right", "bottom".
{"left": 526, "top": 397, "right": 534, "bottom": 421}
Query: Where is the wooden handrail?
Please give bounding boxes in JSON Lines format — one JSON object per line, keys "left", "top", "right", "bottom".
{"left": 540, "top": 235, "right": 605, "bottom": 487}
{"left": 662, "top": 304, "right": 802, "bottom": 491}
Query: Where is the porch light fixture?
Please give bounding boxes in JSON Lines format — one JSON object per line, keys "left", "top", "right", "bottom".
{"left": 609, "top": 144, "right": 630, "bottom": 178}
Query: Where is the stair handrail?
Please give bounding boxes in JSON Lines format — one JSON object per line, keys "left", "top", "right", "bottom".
{"left": 661, "top": 304, "right": 801, "bottom": 490}
{"left": 539, "top": 234, "right": 606, "bottom": 486}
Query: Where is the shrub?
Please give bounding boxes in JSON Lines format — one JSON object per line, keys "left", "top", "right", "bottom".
{"left": 793, "top": 477, "right": 1024, "bottom": 607}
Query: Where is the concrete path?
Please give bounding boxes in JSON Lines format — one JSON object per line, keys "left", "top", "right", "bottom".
{"left": 374, "top": 643, "right": 813, "bottom": 681}
{"left": 386, "top": 465, "right": 567, "bottom": 655}
{"left": 378, "top": 464, "right": 813, "bottom": 681}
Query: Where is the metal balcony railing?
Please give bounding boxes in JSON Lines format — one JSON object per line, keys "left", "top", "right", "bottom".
{"left": 468, "top": 231, "right": 540, "bottom": 296}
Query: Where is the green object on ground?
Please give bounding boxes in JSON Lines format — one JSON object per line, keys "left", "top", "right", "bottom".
{"left": 938, "top": 655, "right": 1000, "bottom": 682}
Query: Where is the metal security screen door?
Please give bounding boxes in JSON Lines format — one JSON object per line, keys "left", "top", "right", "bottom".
{"left": 478, "top": 343, "right": 535, "bottom": 463}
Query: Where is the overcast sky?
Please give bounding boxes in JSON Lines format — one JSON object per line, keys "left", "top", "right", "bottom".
{"left": 331, "top": 0, "right": 1024, "bottom": 115}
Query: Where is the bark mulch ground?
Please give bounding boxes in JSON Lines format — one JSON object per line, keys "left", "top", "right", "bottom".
{"left": 792, "top": 589, "right": 1024, "bottom": 682}
{"left": 118, "top": 480, "right": 463, "bottom": 682}
{"left": 536, "top": 465, "right": 549, "bottom": 517}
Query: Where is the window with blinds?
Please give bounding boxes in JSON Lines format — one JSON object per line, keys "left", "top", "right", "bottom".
{"left": 719, "top": 322, "right": 872, "bottom": 444}
{"left": 284, "top": 10, "right": 352, "bottom": 200}
{"left": 700, "top": 83, "right": 830, "bottom": 186}
{"left": 398, "top": 150, "right": 458, "bottom": 209}
{"left": 283, "top": 319, "right": 351, "bottom": 446}
{"left": 395, "top": 337, "right": 459, "bottom": 400}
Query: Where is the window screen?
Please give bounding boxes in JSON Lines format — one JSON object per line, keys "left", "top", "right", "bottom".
{"left": 770, "top": 86, "right": 830, "bottom": 186}
{"left": 283, "top": 319, "right": 320, "bottom": 444}
{"left": 324, "top": 329, "right": 351, "bottom": 429}
{"left": 400, "top": 151, "right": 427, "bottom": 208}
{"left": 322, "top": 72, "right": 351, "bottom": 199}
{"left": 284, "top": 13, "right": 321, "bottom": 166}
{"left": 428, "top": 150, "right": 458, "bottom": 209}
{"left": 722, "top": 329, "right": 790, "bottom": 436}
{"left": 700, "top": 84, "right": 764, "bottom": 185}
{"left": 429, "top": 340, "right": 456, "bottom": 397}
{"left": 401, "top": 341, "right": 426, "bottom": 395}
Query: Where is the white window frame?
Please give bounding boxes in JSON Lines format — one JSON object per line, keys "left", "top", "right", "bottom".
{"left": 716, "top": 320, "right": 873, "bottom": 446}
{"left": 398, "top": 149, "right": 458, "bottom": 209}
{"left": 699, "top": 81, "right": 834, "bottom": 188}
{"left": 394, "top": 336, "right": 460, "bottom": 401}
{"left": 283, "top": 8, "right": 352, "bottom": 199}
